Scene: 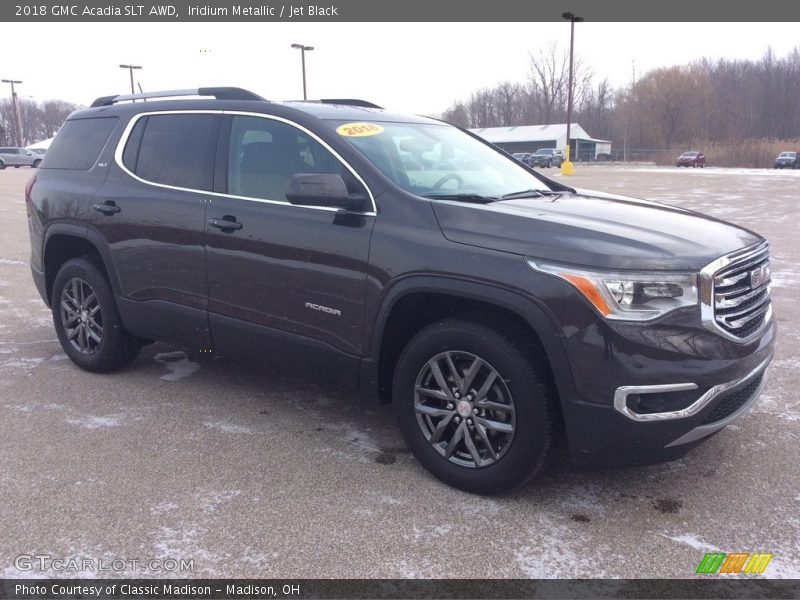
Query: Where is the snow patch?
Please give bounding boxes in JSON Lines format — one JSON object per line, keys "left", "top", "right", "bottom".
{"left": 195, "top": 490, "right": 241, "bottom": 513}
{"left": 0, "top": 356, "right": 45, "bottom": 370}
{"left": 661, "top": 532, "right": 721, "bottom": 552}
{"left": 202, "top": 419, "right": 254, "bottom": 434}
{"left": 514, "top": 516, "right": 609, "bottom": 578}
{"left": 154, "top": 351, "right": 201, "bottom": 381}
{"left": 66, "top": 414, "right": 124, "bottom": 429}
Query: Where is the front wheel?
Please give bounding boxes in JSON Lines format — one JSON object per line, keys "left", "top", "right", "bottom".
{"left": 52, "top": 257, "right": 140, "bottom": 373}
{"left": 32, "top": 159, "right": 41, "bottom": 168}
{"left": 393, "top": 319, "right": 556, "bottom": 495}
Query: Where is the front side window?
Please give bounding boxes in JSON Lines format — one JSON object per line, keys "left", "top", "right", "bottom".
{"left": 227, "top": 115, "right": 358, "bottom": 202}
{"left": 328, "top": 120, "right": 550, "bottom": 198}
{"left": 132, "top": 114, "right": 218, "bottom": 191}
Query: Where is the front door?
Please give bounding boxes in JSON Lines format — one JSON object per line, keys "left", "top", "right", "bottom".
{"left": 204, "top": 114, "right": 375, "bottom": 383}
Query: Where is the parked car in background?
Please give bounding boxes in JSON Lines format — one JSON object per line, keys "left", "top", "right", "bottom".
{"left": 0, "top": 147, "right": 42, "bottom": 169}
{"left": 511, "top": 152, "right": 532, "bottom": 165}
{"left": 529, "top": 148, "right": 564, "bottom": 168}
{"left": 676, "top": 151, "right": 705, "bottom": 168}
{"left": 773, "top": 151, "right": 798, "bottom": 169}
{"left": 28, "top": 148, "right": 48, "bottom": 155}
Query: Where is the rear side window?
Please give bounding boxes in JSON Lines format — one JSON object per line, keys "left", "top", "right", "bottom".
{"left": 131, "top": 114, "right": 218, "bottom": 191}
{"left": 40, "top": 117, "right": 118, "bottom": 170}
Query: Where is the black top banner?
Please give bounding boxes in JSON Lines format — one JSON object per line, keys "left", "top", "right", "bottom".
{"left": 3, "top": 0, "right": 800, "bottom": 22}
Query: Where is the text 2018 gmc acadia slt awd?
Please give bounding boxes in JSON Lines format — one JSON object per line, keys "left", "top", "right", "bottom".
{"left": 26, "top": 88, "right": 774, "bottom": 494}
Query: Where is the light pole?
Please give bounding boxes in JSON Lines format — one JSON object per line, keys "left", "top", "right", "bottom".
{"left": 561, "top": 12, "right": 583, "bottom": 175}
{"left": 119, "top": 64, "right": 142, "bottom": 95}
{"left": 2, "top": 79, "right": 24, "bottom": 147}
{"left": 290, "top": 44, "right": 314, "bottom": 100}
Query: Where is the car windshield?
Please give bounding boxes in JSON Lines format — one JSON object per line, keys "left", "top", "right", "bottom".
{"left": 682, "top": 152, "right": 698, "bottom": 157}
{"left": 535, "top": 149, "right": 554, "bottom": 155}
{"left": 779, "top": 152, "right": 796, "bottom": 158}
{"left": 327, "top": 120, "right": 550, "bottom": 198}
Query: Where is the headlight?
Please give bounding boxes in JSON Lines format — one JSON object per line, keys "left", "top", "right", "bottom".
{"left": 527, "top": 259, "right": 698, "bottom": 321}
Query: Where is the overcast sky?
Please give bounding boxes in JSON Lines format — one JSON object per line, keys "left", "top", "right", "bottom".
{"left": 4, "top": 22, "right": 798, "bottom": 115}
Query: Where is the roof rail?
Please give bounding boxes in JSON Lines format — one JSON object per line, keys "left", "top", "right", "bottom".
{"left": 90, "top": 87, "right": 266, "bottom": 107}
{"left": 319, "top": 99, "right": 383, "bottom": 109}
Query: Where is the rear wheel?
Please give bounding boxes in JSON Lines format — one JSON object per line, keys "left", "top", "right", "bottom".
{"left": 0, "top": 161, "right": 5, "bottom": 169}
{"left": 52, "top": 257, "right": 140, "bottom": 373}
{"left": 32, "top": 159, "right": 41, "bottom": 168}
{"left": 393, "top": 319, "right": 555, "bottom": 495}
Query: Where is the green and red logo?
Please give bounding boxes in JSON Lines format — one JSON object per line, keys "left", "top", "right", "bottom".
{"left": 696, "top": 552, "right": 773, "bottom": 575}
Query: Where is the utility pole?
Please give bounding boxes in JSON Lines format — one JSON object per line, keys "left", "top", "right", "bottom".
{"left": 119, "top": 64, "right": 142, "bottom": 95}
{"left": 2, "top": 79, "right": 24, "bottom": 146}
{"left": 290, "top": 44, "right": 315, "bottom": 100}
{"left": 560, "top": 12, "right": 583, "bottom": 175}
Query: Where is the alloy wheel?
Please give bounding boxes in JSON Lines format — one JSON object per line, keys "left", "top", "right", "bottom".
{"left": 60, "top": 277, "right": 103, "bottom": 355}
{"left": 414, "top": 351, "right": 516, "bottom": 468}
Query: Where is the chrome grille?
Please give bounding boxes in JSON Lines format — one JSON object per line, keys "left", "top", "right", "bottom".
{"left": 702, "top": 242, "right": 772, "bottom": 341}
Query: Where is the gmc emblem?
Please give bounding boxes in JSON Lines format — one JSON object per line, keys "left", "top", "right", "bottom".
{"left": 750, "top": 263, "right": 771, "bottom": 288}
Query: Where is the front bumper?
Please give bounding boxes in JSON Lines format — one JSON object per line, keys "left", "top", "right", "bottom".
{"left": 560, "top": 313, "right": 775, "bottom": 467}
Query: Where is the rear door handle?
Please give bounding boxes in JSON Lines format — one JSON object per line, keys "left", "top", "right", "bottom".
{"left": 208, "top": 216, "right": 243, "bottom": 232}
{"left": 93, "top": 201, "right": 121, "bottom": 215}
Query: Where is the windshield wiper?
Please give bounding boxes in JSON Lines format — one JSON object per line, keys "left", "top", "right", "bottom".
{"left": 498, "top": 189, "right": 561, "bottom": 201}
{"left": 422, "top": 193, "right": 496, "bottom": 204}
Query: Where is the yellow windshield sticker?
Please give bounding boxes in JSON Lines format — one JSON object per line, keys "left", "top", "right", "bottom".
{"left": 336, "top": 122, "right": 384, "bottom": 137}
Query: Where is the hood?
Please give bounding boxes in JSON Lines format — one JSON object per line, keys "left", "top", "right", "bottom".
{"left": 431, "top": 189, "right": 762, "bottom": 270}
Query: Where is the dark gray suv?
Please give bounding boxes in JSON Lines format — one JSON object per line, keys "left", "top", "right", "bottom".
{"left": 25, "top": 88, "right": 775, "bottom": 494}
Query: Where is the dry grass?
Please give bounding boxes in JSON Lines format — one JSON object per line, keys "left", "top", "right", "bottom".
{"left": 663, "top": 139, "right": 800, "bottom": 168}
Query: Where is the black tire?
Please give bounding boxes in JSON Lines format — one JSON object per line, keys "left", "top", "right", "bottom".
{"left": 0, "top": 161, "right": 5, "bottom": 170}
{"left": 51, "top": 257, "right": 140, "bottom": 373}
{"left": 392, "top": 319, "right": 555, "bottom": 495}
{"left": 32, "top": 159, "right": 41, "bottom": 168}
{"left": 14, "top": 165, "right": 20, "bottom": 168}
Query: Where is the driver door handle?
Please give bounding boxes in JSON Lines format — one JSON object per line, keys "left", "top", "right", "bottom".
{"left": 208, "top": 216, "right": 243, "bottom": 232}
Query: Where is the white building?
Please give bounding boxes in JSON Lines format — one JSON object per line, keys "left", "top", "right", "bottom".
{"left": 469, "top": 123, "right": 612, "bottom": 161}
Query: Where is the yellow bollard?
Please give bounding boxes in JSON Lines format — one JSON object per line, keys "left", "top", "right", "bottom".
{"left": 561, "top": 146, "right": 574, "bottom": 175}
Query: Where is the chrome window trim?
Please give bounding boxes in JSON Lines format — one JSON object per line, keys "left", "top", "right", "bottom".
{"left": 698, "top": 240, "right": 771, "bottom": 343}
{"left": 112, "top": 109, "right": 377, "bottom": 216}
{"left": 613, "top": 353, "right": 772, "bottom": 422}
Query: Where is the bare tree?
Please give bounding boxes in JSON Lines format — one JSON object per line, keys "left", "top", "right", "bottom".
{"left": 0, "top": 98, "right": 79, "bottom": 145}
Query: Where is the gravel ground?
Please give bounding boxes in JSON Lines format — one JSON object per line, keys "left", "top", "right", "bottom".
{"left": 0, "top": 165, "right": 798, "bottom": 579}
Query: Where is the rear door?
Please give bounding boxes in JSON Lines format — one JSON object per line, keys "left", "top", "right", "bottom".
{"left": 204, "top": 113, "right": 376, "bottom": 384}
{"left": 94, "top": 111, "right": 221, "bottom": 347}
